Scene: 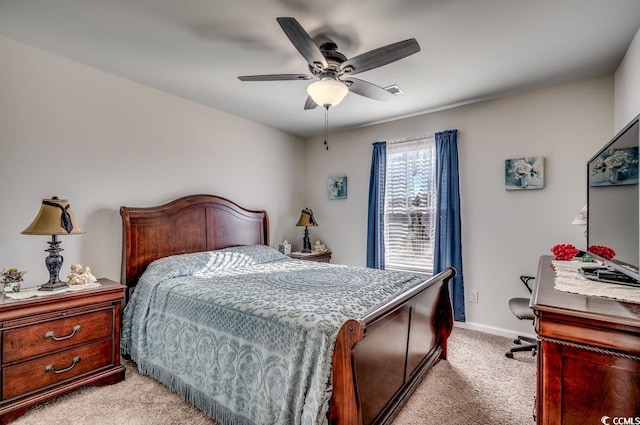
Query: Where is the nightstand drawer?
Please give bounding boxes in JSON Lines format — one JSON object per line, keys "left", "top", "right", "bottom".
{"left": 2, "top": 338, "right": 113, "bottom": 400}
{"left": 3, "top": 309, "right": 113, "bottom": 363}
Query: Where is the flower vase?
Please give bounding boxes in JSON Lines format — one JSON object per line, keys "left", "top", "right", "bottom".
{"left": 608, "top": 167, "right": 619, "bottom": 184}
{"left": 519, "top": 174, "right": 529, "bottom": 188}
{"left": 3, "top": 281, "right": 21, "bottom": 293}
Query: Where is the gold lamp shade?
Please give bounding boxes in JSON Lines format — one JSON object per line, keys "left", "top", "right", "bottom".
{"left": 22, "top": 197, "right": 85, "bottom": 291}
{"left": 22, "top": 197, "right": 85, "bottom": 235}
{"left": 296, "top": 208, "right": 318, "bottom": 227}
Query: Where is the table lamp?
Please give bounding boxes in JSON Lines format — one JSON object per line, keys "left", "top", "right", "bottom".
{"left": 296, "top": 208, "right": 318, "bottom": 253}
{"left": 22, "top": 196, "right": 85, "bottom": 291}
{"left": 572, "top": 204, "right": 587, "bottom": 238}
{"left": 571, "top": 204, "right": 587, "bottom": 226}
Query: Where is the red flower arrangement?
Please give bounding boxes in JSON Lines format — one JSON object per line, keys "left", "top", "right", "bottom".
{"left": 588, "top": 245, "right": 616, "bottom": 260}
{"left": 551, "top": 244, "right": 579, "bottom": 261}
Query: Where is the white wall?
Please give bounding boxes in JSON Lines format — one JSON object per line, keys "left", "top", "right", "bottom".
{"left": 615, "top": 26, "right": 640, "bottom": 130}
{"left": 0, "top": 36, "right": 306, "bottom": 286}
{"left": 304, "top": 76, "right": 614, "bottom": 337}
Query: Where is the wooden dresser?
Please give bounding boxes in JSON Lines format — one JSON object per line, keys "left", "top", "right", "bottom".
{"left": 0, "top": 279, "right": 125, "bottom": 424}
{"left": 531, "top": 256, "right": 640, "bottom": 424}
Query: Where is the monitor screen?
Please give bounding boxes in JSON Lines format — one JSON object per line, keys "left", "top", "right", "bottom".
{"left": 587, "top": 115, "right": 639, "bottom": 280}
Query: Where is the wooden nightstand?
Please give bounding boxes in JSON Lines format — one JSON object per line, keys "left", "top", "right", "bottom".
{"left": 0, "top": 278, "right": 125, "bottom": 424}
{"left": 288, "top": 251, "right": 332, "bottom": 263}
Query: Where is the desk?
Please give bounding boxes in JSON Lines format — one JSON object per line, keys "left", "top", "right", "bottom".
{"left": 531, "top": 256, "right": 640, "bottom": 424}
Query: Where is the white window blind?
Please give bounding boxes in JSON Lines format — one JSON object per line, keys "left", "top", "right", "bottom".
{"left": 384, "top": 137, "right": 436, "bottom": 274}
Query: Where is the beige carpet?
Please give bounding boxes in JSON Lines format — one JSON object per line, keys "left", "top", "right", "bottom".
{"left": 13, "top": 327, "right": 536, "bottom": 425}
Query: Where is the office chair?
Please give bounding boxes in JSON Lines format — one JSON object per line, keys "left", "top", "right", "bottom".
{"left": 505, "top": 275, "right": 537, "bottom": 358}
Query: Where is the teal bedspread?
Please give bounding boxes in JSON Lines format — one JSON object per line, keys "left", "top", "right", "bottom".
{"left": 121, "top": 245, "right": 426, "bottom": 425}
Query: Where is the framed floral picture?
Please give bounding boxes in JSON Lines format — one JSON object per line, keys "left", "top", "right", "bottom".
{"left": 328, "top": 176, "right": 347, "bottom": 199}
{"left": 505, "top": 156, "right": 544, "bottom": 190}
{"left": 589, "top": 147, "right": 638, "bottom": 186}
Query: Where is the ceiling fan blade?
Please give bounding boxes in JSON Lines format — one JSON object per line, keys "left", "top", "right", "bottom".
{"left": 277, "top": 17, "right": 328, "bottom": 70}
{"left": 238, "top": 74, "right": 314, "bottom": 81}
{"left": 345, "top": 78, "right": 395, "bottom": 101}
{"left": 340, "top": 38, "right": 420, "bottom": 76}
{"left": 304, "top": 96, "right": 318, "bottom": 110}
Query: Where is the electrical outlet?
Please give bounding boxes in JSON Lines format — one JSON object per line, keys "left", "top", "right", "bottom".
{"left": 469, "top": 290, "right": 478, "bottom": 303}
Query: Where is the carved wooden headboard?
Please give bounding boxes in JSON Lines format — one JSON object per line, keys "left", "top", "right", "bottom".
{"left": 120, "top": 194, "right": 269, "bottom": 290}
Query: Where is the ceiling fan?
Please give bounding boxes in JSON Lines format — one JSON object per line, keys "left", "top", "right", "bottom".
{"left": 238, "top": 17, "right": 421, "bottom": 110}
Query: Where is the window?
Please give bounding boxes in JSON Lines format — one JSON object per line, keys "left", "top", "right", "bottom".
{"left": 384, "top": 137, "right": 436, "bottom": 274}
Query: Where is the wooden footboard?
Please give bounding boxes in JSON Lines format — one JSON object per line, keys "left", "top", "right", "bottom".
{"left": 329, "top": 267, "right": 455, "bottom": 425}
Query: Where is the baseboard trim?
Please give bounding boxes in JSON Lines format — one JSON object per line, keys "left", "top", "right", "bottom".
{"left": 453, "top": 321, "right": 537, "bottom": 340}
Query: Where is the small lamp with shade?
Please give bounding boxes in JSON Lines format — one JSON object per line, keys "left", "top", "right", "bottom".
{"left": 21, "top": 196, "right": 85, "bottom": 291}
{"left": 295, "top": 208, "right": 318, "bottom": 253}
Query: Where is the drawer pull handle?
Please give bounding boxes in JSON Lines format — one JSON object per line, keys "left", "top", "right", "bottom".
{"left": 44, "top": 356, "right": 81, "bottom": 374}
{"left": 44, "top": 324, "right": 82, "bottom": 341}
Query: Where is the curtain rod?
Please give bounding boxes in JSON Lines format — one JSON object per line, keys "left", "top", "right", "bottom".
{"left": 387, "top": 134, "right": 434, "bottom": 145}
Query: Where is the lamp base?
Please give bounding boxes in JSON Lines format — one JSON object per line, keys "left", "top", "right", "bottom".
{"left": 38, "top": 235, "right": 68, "bottom": 291}
{"left": 302, "top": 226, "right": 312, "bottom": 253}
{"left": 38, "top": 281, "right": 70, "bottom": 291}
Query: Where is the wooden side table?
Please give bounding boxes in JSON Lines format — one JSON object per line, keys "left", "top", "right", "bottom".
{"left": 0, "top": 279, "right": 126, "bottom": 424}
{"left": 288, "top": 251, "right": 332, "bottom": 263}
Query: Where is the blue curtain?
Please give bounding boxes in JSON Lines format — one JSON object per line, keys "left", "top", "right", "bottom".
{"left": 366, "top": 142, "right": 386, "bottom": 269}
{"left": 434, "top": 130, "right": 465, "bottom": 322}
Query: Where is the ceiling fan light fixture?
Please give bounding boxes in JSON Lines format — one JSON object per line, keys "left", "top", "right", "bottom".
{"left": 307, "top": 79, "right": 349, "bottom": 108}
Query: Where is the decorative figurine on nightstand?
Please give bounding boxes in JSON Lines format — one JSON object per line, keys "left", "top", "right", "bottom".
{"left": 314, "top": 241, "right": 328, "bottom": 253}
{"left": 67, "top": 264, "right": 96, "bottom": 285}
{"left": 278, "top": 241, "right": 292, "bottom": 254}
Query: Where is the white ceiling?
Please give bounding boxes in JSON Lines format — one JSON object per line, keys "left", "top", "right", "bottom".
{"left": 1, "top": 0, "right": 640, "bottom": 138}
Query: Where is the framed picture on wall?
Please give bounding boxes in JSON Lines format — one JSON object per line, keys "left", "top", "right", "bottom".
{"left": 505, "top": 156, "right": 544, "bottom": 190}
{"left": 328, "top": 176, "right": 347, "bottom": 199}
{"left": 589, "top": 147, "right": 638, "bottom": 186}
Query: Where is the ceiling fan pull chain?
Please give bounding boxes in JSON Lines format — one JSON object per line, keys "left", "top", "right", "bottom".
{"left": 324, "top": 106, "right": 329, "bottom": 150}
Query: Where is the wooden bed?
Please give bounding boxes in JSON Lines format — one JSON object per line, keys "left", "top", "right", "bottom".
{"left": 120, "top": 194, "right": 454, "bottom": 425}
